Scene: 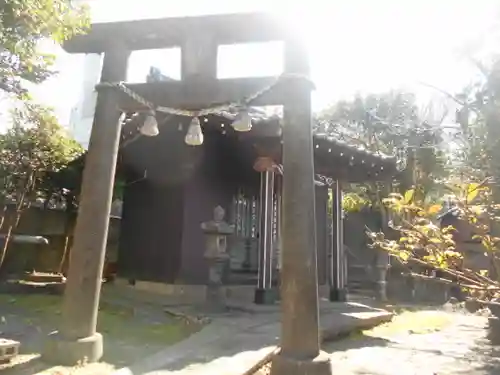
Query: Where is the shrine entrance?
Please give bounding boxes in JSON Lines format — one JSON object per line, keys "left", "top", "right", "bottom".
{"left": 44, "top": 11, "right": 398, "bottom": 374}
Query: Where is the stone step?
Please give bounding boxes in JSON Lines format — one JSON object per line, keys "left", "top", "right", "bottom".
{"left": 347, "top": 278, "right": 374, "bottom": 283}
{"left": 0, "top": 339, "right": 19, "bottom": 363}
{"left": 348, "top": 280, "right": 374, "bottom": 285}
{"left": 349, "top": 285, "right": 373, "bottom": 290}
{"left": 348, "top": 280, "right": 374, "bottom": 288}
{"left": 348, "top": 275, "right": 373, "bottom": 280}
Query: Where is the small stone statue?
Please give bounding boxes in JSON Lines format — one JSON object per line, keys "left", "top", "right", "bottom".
{"left": 214, "top": 205, "right": 224, "bottom": 222}
{"left": 201, "top": 206, "right": 234, "bottom": 311}
{"left": 201, "top": 206, "right": 234, "bottom": 259}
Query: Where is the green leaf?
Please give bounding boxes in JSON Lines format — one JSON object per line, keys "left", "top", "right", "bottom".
{"left": 467, "top": 183, "right": 481, "bottom": 203}
{"left": 0, "top": 0, "right": 90, "bottom": 97}
{"left": 428, "top": 204, "right": 442, "bottom": 215}
{"left": 404, "top": 189, "right": 415, "bottom": 204}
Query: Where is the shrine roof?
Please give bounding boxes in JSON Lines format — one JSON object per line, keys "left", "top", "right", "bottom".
{"left": 217, "top": 108, "right": 399, "bottom": 181}
{"left": 312, "top": 133, "right": 397, "bottom": 180}
{"left": 120, "top": 109, "right": 399, "bottom": 182}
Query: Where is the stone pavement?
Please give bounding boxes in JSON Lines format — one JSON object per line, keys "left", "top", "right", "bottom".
{"left": 325, "top": 312, "right": 500, "bottom": 375}
{"left": 113, "top": 300, "right": 393, "bottom": 375}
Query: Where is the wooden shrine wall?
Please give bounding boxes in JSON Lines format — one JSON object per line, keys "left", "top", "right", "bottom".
{"left": 117, "top": 118, "right": 331, "bottom": 285}
{"left": 117, "top": 120, "right": 192, "bottom": 282}
{"left": 177, "top": 131, "right": 243, "bottom": 284}
{"left": 118, "top": 180, "right": 184, "bottom": 282}
{"left": 117, "top": 120, "right": 260, "bottom": 283}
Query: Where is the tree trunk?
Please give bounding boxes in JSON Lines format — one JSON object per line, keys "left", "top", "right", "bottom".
{"left": 0, "top": 209, "right": 25, "bottom": 271}
{"left": 0, "top": 173, "right": 33, "bottom": 271}
{"left": 0, "top": 204, "right": 7, "bottom": 231}
{"left": 58, "top": 195, "right": 76, "bottom": 274}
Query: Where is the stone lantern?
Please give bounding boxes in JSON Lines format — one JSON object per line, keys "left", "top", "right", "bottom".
{"left": 201, "top": 205, "right": 234, "bottom": 311}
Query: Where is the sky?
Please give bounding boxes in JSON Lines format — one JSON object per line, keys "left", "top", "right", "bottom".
{"left": 22, "top": 0, "right": 500, "bottom": 127}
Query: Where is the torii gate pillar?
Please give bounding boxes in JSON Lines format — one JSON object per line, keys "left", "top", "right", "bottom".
{"left": 269, "top": 37, "right": 331, "bottom": 375}
{"left": 43, "top": 45, "right": 129, "bottom": 364}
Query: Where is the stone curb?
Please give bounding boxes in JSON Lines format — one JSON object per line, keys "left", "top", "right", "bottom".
{"left": 111, "top": 322, "right": 229, "bottom": 375}
{"left": 322, "top": 311, "right": 394, "bottom": 341}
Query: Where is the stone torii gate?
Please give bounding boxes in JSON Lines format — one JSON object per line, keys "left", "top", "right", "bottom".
{"left": 42, "top": 12, "right": 332, "bottom": 374}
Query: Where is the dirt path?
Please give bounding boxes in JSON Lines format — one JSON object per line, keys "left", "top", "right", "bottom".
{"left": 324, "top": 311, "right": 500, "bottom": 374}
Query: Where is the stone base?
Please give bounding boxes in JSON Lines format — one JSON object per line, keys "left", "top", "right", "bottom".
{"left": 488, "top": 317, "right": 500, "bottom": 345}
{"left": 0, "top": 338, "right": 20, "bottom": 362}
{"left": 270, "top": 351, "right": 332, "bottom": 375}
{"left": 205, "top": 284, "right": 228, "bottom": 312}
{"left": 42, "top": 331, "right": 103, "bottom": 365}
{"left": 464, "top": 299, "right": 481, "bottom": 313}
{"left": 254, "top": 288, "right": 278, "bottom": 305}
{"left": 329, "top": 288, "right": 348, "bottom": 302}
{"left": 375, "top": 281, "right": 388, "bottom": 302}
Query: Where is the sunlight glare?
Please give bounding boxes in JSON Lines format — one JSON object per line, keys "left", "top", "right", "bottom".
{"left": 27, "top": 0, "right": 500, "bottom": 125}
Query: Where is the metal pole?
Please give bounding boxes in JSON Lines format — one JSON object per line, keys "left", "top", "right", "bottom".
{"left": 43, "top": 46, "right": 129, "bottom": 365}
{"left": 255, "top": 170, "right": 276, "bottom": 304}
{"left": 275, "top": 177, "right": 283, "bottom": 274}
{"left": 375, "top": 181, "right": 392, "bottom": 301}
{"left": 271, "top": 39, "right": 332, "bottom": 375}
{"left": 329, "top": 180, "right": 347, "bottom": 301}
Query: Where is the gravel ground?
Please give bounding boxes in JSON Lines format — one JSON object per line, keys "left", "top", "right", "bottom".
{"left": 0, "top": 294, "right": 202, "bottom": 375}
{"left": 324, "top": 311, "right": 500, "bottom": 375}
{"left": 4, "top": 295, "right": 499, "bottom": 375}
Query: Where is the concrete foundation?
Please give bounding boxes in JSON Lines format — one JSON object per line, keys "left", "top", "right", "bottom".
{"left": 42, "top": 332, "right": 103, "bottom": 365}
{"left": 108, "top": 279, "right": 332, "bottom": 306}
{"left": 254, "top": 288, "right": 278, "bottom": 305}
{"left": 271, "top": 351, "right": 332, "bottom": 375}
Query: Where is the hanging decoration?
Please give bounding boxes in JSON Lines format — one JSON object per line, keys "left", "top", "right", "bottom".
{"left": 140, "top": 110, "right": 159, "bottom": 137}
{"left": 102, "top": 74, "right": 404, "bottom": 175}
{"left": 102, "top": 74, "right": 402, "bottom": 174}
{"left": 231, "top": 109, "right": 253, "bottom": 132}
{"left": 395, "top": 147, "right": 408, "bottom": 171}
{"left": 184, "top": 117, "right": 204, "bottom": 146}
{"left": 98, "top": 73, "right": 314, "bottom": 146}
